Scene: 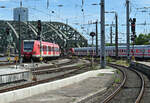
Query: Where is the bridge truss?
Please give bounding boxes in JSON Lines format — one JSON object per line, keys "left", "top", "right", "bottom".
{"left": 0, "top": 20, "right": 88, "bottom": 53}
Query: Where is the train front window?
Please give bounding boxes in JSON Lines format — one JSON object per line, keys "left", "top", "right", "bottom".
{"left": 24, "top": 41, "right": 34, "bottom": 51}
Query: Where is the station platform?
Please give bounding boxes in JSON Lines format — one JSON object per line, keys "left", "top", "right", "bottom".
{"left": 130, "top": 61, "right": 150, "bottom": 76}
{"left": 136, "top": 61, "right": 150, "bottom": 66}
{"left": 0, "top": 59, "right": 72, "bottom": 84}
{"left": 0, "top": 67, "right": 116, "bottom": 103}
{"left": 0, "top": 68, "right": 29, "bottom": 84}
{"left": 0, "top": 56, "right": 15, "bottom": 62}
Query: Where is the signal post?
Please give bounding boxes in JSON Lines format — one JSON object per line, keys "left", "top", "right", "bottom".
{"left": 37, "top": 20, "right": 43, "bottom": 63}
{"left": 130, "top": 18, "right": 136, "bottom": 61}
{"left": 90, "top": 32, "right": 96, "bottom": 68}
{"left": 6, "top": 28, "right": 11, "bottom": 62}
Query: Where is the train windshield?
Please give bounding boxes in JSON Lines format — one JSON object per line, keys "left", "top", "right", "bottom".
{"left": 24, "top": 41, "right": 34, "bottom": 51}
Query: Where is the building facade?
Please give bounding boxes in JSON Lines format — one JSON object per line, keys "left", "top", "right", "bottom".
{"left": 13, "top": 7, "right": 28, "bottom": 22}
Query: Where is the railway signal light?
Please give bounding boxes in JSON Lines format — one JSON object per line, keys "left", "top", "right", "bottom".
{"left": 131, "top": 22, "right": 135, "bottom": 33}
{"left": 90, "top": 32, "right": 96, "bottom": 37}
{"left": 37, "top": 20, "right": 41, "bottom": 32}
{"left": 131, "top": 34, "right": 137, "bottom": 41}
{"left": 37, "top": 20, "right": 42, "bottom": 40}
{"left": 131, "top": 18, "right": 136, "bottom": 33}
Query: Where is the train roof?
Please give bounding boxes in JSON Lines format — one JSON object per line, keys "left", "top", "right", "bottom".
{"left": 23, "top": 40, "right": 59, "bottom": 47}
{"left": 73, "top": 45, "right": 150, "bottom": 50}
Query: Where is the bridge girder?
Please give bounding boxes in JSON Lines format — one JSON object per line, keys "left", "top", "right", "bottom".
{"left": 50, "top": 22, "right": 88, "bottom": 48}
{"left": 0, "top": 21, "right": 88, "bottom": 52}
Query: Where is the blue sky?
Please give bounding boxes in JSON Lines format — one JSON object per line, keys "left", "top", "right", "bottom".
{"left": 0, "top": 0, "right": 150, "bottom": 44}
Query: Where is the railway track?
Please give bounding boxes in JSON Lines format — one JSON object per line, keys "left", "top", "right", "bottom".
{"left": 1, "top": 58, "right": 146, "bottom": 103}
{"left": 76, "top": 63, "right": 145, "bottom": 103}
{"left": 32, "top": 59, "right": 80, "bottom": 75}
{"left": 31, "top": 59, "right": 75, "bottom": 71}
{"left": 33, "top": 65, "right": 79, "bottom": 75}
{"left": 101, "top": 64, "right": 145, "bottom": 103}
{"left": 0, "top": 62, "right": 15, "bottom": 66}
{"left": 0, "top": 57, "right": 73, "bottom": 67}
{"left": 0, "top": 59, "right": 90, "bottom": 93}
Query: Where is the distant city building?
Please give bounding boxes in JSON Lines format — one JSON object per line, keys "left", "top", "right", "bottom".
{"left": 13, "top": 7, "right": 28, "bottom": 22}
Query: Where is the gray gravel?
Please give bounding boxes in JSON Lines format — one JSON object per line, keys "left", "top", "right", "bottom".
{"left": 140, "top": 73, "right": 150, "bottom": 103}
{"left": 109, "top": 68, "right": 142, "bottom": 103}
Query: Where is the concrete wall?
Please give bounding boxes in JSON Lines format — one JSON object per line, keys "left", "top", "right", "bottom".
{"left": 130, "top": 62, "right": 150, "bottom": 77}
{"left": 0, "top": 69, "right": 115, "bottom": 103}
{"left": 0, "top": 72, "right": 29, "bottom": 84}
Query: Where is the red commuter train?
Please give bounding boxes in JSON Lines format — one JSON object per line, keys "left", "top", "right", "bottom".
{"left": 21, "top": 40, "right": 60, "bottom": 60}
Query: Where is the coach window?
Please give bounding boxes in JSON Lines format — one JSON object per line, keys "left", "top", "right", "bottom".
{"left": 56, "top": 48, "right": 58, "bottom": 52}
{"left": 49, "top": 47, "right": 51, "bottom": 51}
{"left": 43, "top": 46, "right": 44, "bottom": 51}
{"left": 43, "top": 46, "right": 45, "bottom": 51}
{"left": 51, "top": 47, "right": 52, "bottom": 51}
{"left": 57, "top": 48, "right": 59, "bottom": 52}
{"left": 55, "top": 48, "right": 58, "bottom": 52}
{"left": 48, "top": 46, "right": 51, "bottom": 51}
{"left": 44, "top": 46, "right": 46, "bottom": 51}
{"left": 44, "top": 46, "right": 47, "bottom": 51}
{"left": 52, "top": 47, "right": 55, "bottom": 51}
{"left": 47, "top": 46, "right": 48, "bottom": 52}
{"left": 42, "top": 46, "right": 44, "bottom": 51}
{"left": 41, "top": 45, "right": 43, "bottom": 51}
{"left": 38, "top": 44, "right": 40, "bottom": 48}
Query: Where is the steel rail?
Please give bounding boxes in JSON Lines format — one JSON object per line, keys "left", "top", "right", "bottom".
{"left": 111, "top": 64, "right": 145, "bottom": 103}
{"left": 31, "top": 59, "right": 75, "bottom": 71}
{"left": 0, "top": 64, "right": 88, "bottom": 93}
{"left": 132, "top": 69, "right": 145, "bottom": 103}
{"left": 101, "top": 63, "right": 127, "bottom": 103}
{"left": 101, "top": 63, "right": 145, "bottom": 103}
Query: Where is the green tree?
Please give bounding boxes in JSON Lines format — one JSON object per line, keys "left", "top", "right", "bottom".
{"left": 106, "top": 43, "right": 115, "bottom": 46}
{"left": 135, "top": 33, "right": 150, "bottom": 45}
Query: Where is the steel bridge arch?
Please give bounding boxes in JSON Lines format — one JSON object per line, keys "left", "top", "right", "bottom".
{"left": 0, "top": 21, "right": 88, "bottom": 53}
{"left": 50, "top": 22, "right": 88, "bottom": 48}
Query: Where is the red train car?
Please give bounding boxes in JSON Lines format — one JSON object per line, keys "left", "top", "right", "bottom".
{"left": 21, "top": 40, "right": 60, "bottom": 60}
